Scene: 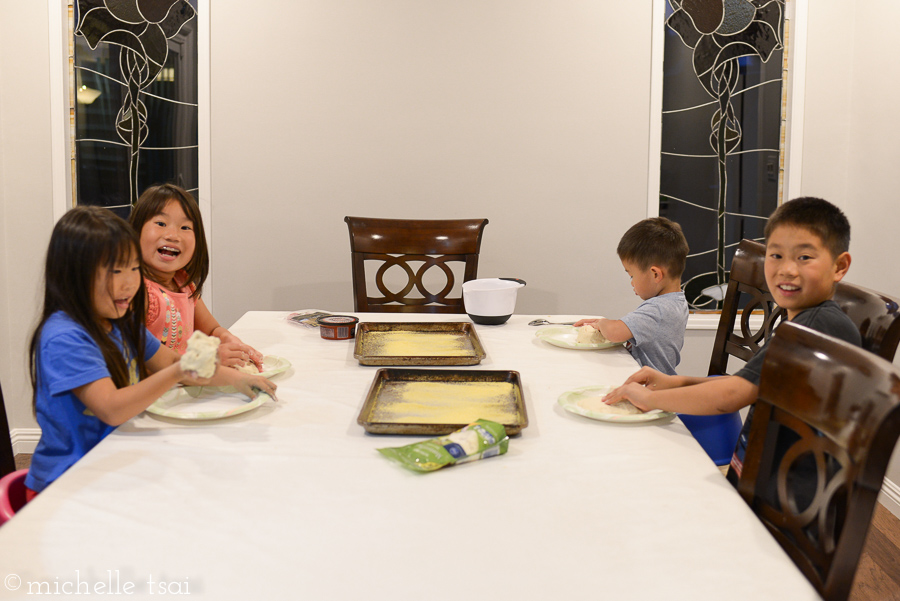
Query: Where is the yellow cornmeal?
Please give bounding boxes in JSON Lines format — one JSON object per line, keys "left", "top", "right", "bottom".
{"left": 363, "top": 331, "right": 473, "bottom": 357}
{"left": 370, "top": 381, "right": 518, "bottom": 424}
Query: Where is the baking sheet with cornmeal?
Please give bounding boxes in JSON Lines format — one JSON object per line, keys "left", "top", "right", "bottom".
{"left": 364, "top": 331, "right": 471, "bottom": 357}
{"left": 358, "top": 369, "right": 527, "bottom": 435}
{"left": 372, "top": 381, "right": 514, "bottom": 423}
{"left": 353, "top": 322, "right": 486, "bottom": 366}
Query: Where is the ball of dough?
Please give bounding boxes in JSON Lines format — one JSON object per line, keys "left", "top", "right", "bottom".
{"left": 180, "top": 331, "right": 220, "bottom": 378}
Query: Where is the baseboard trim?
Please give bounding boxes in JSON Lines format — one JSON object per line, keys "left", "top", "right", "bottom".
{"left": 879, "top": 477, "right": 900, "bottom": 520}
{"left": 11, "top": 427, "right": 40, "bottom": 455}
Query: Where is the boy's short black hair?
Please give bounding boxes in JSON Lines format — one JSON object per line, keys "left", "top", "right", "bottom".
{"left": 764, "top": 197, "right": 850, "bottom": 258}
{"left": 617, "top": 217, "right": 689, "bottom": 278}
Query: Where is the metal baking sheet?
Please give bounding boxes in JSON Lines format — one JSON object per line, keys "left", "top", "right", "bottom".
{"left": 358, "top": 368, "right": 527, "bottom": 435}
{"left": 353, "top": 322, "right": 486, "bottom": 366}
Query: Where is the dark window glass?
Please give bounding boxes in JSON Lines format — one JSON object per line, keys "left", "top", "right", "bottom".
{"left": 660, "top": 1, "right": 785, "bottom": 310}
{"left": 74, "top": 0, "right": 198, "bottom": 217}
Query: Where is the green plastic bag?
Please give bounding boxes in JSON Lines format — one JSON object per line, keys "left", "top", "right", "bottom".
{"left": 377, "top": 419, "right": 509, "bottom": 472}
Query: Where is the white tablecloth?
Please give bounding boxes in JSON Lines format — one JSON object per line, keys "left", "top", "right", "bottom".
{"left": 0, "top": 313, "right": 819, "bottom": 600}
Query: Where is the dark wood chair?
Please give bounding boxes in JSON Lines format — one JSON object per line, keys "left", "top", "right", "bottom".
{"left": 738, "top": 321, "right": 900, "bottom": 601}
{"left": 344, "top": 216, "right": 489, "bottom": 313}
{"left": 833, "top": 281, "right": 900, "bottom": 362}
{"left": 707, "top": 239, "right": 784, "bottom": 377}
{"left": 679, "top": 240, "right": 784, "bottom": 466}
{"left": 1, "top": 380, "right": 16, "bottom": 479}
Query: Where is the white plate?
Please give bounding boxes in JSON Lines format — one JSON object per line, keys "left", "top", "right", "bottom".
{"left": 536, "top": 326, "right": 625, "bottom": 350}
{"left": 557, "top": 385, "right": 673, "bottom": 423}
{"left": 248, "top": 355, "right": 291, "bottom": 378}
{"left": 147, "top": 387, "right": 273, "bottom": 421}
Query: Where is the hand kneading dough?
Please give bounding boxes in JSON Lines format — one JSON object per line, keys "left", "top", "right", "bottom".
{"left": 180, "top": 331, "right": 220, "bottom": 378}
{"left": 575, "top": 324, "right": 608, "bottom": 344}
{"left": 576, "top": 396, "right": 643, "bottom": 415}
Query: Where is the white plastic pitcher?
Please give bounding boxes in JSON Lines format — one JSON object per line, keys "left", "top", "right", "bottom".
{"left": 462, "top": 278, "right": 526, "bottom": 325}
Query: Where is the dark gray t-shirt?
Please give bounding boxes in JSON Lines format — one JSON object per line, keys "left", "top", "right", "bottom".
{"left": 727, "top": 300, "right": 861, "bottom": 487}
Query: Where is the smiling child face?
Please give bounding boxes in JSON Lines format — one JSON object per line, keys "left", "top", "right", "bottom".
{"left": 139, "top": 199, "right": 196, "bottom": 289}
{"left": 93, "top": 250, "right": 141, "bottom": 330}
{"left": 764, "top": 224, "right": 850, "bottom": 320}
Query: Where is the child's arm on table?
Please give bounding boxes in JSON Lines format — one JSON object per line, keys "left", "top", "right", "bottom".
{"left": 74, "top": 346, "right": 276, "bottom": 427}
{"left": 573, "top": 317, "right": 632, "bottom": 343}
{"left": 194, "top": 297, "right": 264, "bottom": 369}
{"left": 603, "top": 371, "right": 756, "bottom": 415}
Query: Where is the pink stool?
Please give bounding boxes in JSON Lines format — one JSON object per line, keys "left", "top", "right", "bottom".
{"left": 0, "top": 469, "right": 29, "bottom": 525}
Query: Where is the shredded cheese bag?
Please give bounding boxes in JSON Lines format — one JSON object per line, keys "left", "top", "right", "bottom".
{"left": 377, "top": 419, "right": 509, "bottom": 472}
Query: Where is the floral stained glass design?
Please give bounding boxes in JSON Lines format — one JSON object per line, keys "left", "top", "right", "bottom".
{"left": 74, "top": 0, "right": 198, "bottom": 217}
{"left": 660, "top": 0, "right": 786, "bottom": 309}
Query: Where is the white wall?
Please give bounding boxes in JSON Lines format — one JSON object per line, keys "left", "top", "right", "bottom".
{"left": 209, "top": 1, "right": 654, "bottom": 328}
{"left": 800, "top": 0, "right": 900, "bottom": 506}
{"left": 0, "top": 0, "right": 56, "bottom": 448}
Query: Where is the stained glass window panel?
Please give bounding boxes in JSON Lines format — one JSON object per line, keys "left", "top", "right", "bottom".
{"left": 660, "top": 0, "right": 786, "bottom": 310}
{"left": 73, "top": 0, "right": 198, "bottom": 219}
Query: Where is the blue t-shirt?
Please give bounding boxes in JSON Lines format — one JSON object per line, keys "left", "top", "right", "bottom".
{"left": 621, "top": 291, "right": 689, "bottom": 375}
{"left": 25, "top": 312, "right": 161, "bottom": 493}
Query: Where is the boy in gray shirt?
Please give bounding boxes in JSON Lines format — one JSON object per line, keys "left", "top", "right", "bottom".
{"left": 575, "top": 217, "right": 689, "bottom": 375}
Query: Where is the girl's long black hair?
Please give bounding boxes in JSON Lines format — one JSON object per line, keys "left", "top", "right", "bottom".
{"left": 129, "top": 183, "right": 209, "bottom": 299}
{"left": 29, "top": 206, "right": 149, "bottom": 413}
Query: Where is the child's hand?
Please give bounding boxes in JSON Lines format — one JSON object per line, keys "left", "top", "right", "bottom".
{"left": 573, "top": 319, "right": 600, "bottom": 329}
{"left": 218, "top": 341, "right": 264, "bottom": 370}
{"left": 620, "top": 366, "right": 675, "bottom": 390}
{"left": 602, "top": 382, "right": 654, "bottom": 412}
{"left": 235, "top": 373, "right": 278, "bottom": 400}
{"left": 602, "top": 367, "right": 675, "bottom": 412}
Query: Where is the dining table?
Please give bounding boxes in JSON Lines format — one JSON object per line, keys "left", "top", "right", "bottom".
{"left": 0, "top": 312, "right": 820, "bottom": 600}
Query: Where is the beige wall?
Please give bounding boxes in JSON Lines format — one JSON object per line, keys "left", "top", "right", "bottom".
{"left": 209, "top": 1, "right": 655, "bottom": 328}
{"left": 801, "top": 0, "right": 900, "bottom": 493}
{"left": 0, "top": 0, "right": 56, "bottom": 444}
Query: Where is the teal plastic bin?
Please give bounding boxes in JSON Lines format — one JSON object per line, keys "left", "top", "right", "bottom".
{"left": 677, "top": 412, "right": 743, "bottom": 466}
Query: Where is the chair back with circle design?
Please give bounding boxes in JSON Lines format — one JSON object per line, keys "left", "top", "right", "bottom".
{"left": 738, "top": 321, "right": 900, "bottom": 601}
{"left": 707, "top": 239, "right": 784, "bottom": 376}
{"left": 344, "top": 216, "right": 488, "bottom": 313}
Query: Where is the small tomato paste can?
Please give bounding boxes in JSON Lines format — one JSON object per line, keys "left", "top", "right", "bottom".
{"left": 317, "top": 315, "right": 359, "bottom": 340}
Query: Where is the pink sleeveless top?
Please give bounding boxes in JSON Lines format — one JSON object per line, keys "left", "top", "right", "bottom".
{"left": 145, "top": 272, "right": 197, "bottom": 354}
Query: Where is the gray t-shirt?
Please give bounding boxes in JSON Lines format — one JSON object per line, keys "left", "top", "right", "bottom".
{"left": 620, "top": 291, "right": 689, "bottom": 375}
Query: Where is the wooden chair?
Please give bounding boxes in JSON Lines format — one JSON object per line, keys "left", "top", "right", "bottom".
{"left": 833, "top": 281, "right": 900, "bottom": 362}
{"left": 737, "top": 321, "right": 900, "bottom": 601}
{"left": 707, "top": 239, "right": 783, "bottom": 377}
{"left": 0, "top": 380, "right": 15, "bottom": 479}
{"left": 344, "top": 216, "right": 488, "bottom": 313}
{"left": 679, "top": 239, "right": 784, "bottom": 465}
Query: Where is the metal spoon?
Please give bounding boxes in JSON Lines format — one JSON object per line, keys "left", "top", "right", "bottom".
{"left": 528, "top": 319, "right": 577, "bottom": 326}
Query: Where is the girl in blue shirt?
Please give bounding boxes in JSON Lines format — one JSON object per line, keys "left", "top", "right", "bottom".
{"left": 25, "top": 207, "right": 277, "bottom": 497}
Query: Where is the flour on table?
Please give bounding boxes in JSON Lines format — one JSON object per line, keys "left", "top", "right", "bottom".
{"left": 180, "top": 331, "right": 220, "bottom": 378}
